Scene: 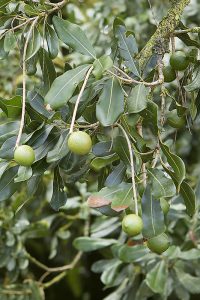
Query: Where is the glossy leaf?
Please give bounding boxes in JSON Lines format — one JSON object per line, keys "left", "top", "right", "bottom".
{"left": 88, "top": 183, "right": 132, "bottom": 212}
{"left": 47, "top": 130, "right": 69, "bottom": 163}
{"left": 115, "top": 23, "right": 139, "bottom": 77}
{"left": 148, "top": 168, "right": 176, "bottom": 198}
{"left": 0, "top": 166, "right": 20, "bottom": 201}
{"left": 127, "top": 84, "right": 149, "bottom": 113}
{"left": 184, "top": 65, "right": 200, "bottom": 92}
{"left": 93, "top": 55, "right": 113, "bottom": 79}
{"left": 141, "top": 185, "right": 165, "bottom": 238}
{"left": 4, "top": 31, "right": 16, "bottom": 52}
{"left": 45, "top": 23, "right": 59, "bottom": 59}
{"left": 73, "top": 237, "right": 117, "bottom": 252}
{"left": 50, "top": 167, "right": 67, "bottom": 211}
{"left": 0, "top": 95, "right": 22, "bottom": 118}
{"left": 160, "top": 141, "right": 185, "bottom": 188}
{"left": 175, "top": 267, "right": 200, "bottom": 294}
{"left": 118, "top": 245, "right": 149, "bottom": 263}
{"left": 26, "top": 26, "right": 41, "bottom": 61}
{"left": 113, "top": 135, "right": 131, "bottom": 166}
{"left": 146, "top": 261, "right": 168, "bottom": 294}
{"left": 45, "top": 64, "right": 90, "bottom": 109}
{"left": 140, "top": 101, "right": 158, "bottom": 135}
{"left": 105, "top": 161, "right": 126, "bottom": 187}
{"left": 96, "top": 77, "right": 124, "bottom": 126}
{"left": 53, "top": 16, "right": 96, "bottom": 59}
{"left": 14, "top": 166, "right": 32, "bottom": 182}
{"left": 39, "top": 49, "right": 57, "bottom": 96}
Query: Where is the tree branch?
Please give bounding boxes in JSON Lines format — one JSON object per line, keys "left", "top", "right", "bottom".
{"left": 138, "top": 0, "right": 191, "bottom": 68}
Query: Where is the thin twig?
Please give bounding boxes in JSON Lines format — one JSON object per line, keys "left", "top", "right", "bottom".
{"left": 110, "top": 65, "right": 164, "bottom": 87}
{"left": 69, "top": 66, "right": 94, "bottom": 134}
{"left": 136, "top": 122, "right": 147, "bottom": 187}
{"left": 15, "top": 17, "right": 39, "bottom": 148}
{"left": 117, "top": 123, "right": 138, "bottom": 215}
{"left": 174, "top": 27, "right": 200, "bottom": 34}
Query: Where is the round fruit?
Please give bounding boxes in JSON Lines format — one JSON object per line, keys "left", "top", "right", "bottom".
{"left": 166, "top": 110, "right": 185, "bottom": 129}
{"left": 122, "top": 214, "right": 143, "bottom": 237}
{"left": 160, "top": 198, "right": 170, "bottom": 215}
{"left": 170, "top": 51, "right": 189, "bottom": 71}
{"left": 163, "top": 66, "right": 176, "bottom": 82}
{"left": 14, "top": 145, "right": 35, "bottom": 166}
{"left": 147, "top": 233, "right": 170, "bottom": 254}
{"left": 67, "top": 131, "right": 92, "bottom": 155}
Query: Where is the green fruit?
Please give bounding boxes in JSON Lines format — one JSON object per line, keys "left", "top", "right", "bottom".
{"left": 166, "top": 110, "right": 185, "bottom": 128}
{"left": 160, "top": 198, "right": 170, "bottom": 215}
{"left": 163, "top": 66, "right": 176, "bottom": 82}
{"left": 122, "top": 214, "right": 143, "bottom": 237}
{"left": 147, "top": 233, "right": 170, "bottom": 254}
{"left": 67, "top": 131, "right": 92, "bottom": 155}
{"left": 14, "top": 145, "right": 35, "bottom": 166}
{"left": 170, "top": 51, "right": 189, "bottom": 71}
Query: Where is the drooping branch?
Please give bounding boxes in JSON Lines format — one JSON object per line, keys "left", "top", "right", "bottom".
{"left": 138, "top": 0, "right": 191, "bottom": 68}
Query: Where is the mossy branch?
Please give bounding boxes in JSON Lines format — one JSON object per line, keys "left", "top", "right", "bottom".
{"left": 138, "top": 0, "right": 190, "bottom": 68}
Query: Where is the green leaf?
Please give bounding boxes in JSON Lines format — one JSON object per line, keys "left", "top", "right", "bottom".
{"left": 0, "top": 121, "right": 20, "bottom": 145}
{"left": 96, "top": 77, "right": 124, "bottom": 126}
{"left": 92, "top": 141, "right": 113, "bottom": 157}
{"left": 0, "top": 161, "right": 10, "bottom": 178}
{"left": 26, "top": 26, "right": 41, "bottom": 61}
{"left": 93, "top": 55, "right": 113, "bottom": 79}
{"left": 0, "top": 95, "right": 22, "bottom": 118}
{"left": 45, "top": 64, "right": 90, "bottom": 109}
{"left": 90, "top": 154, "right": 118, "bottom": 171}
{"left": 14, "top": 166, "right": 32, "bottom": 182}
{"left": 53, "top": 16, "right": 96, "bottom": 59}
{"left": 0, "top": 0, "right": 12, "bottom": 10}
{"left": 45, "top": 23, "right": 59, "bottom": 59}
{"left": 105, "top": 161, "right": 126, "bottom": 187}
{"left": 184, "top": 65, "right": 200, "bottom": 92}
{"left": 28, "top": 280, "right": 45, "bottom": 300}
{"left": 115, "top": 24, "right": 139, "bottom": 77}
{"left": 0, "top": 37, "right": 8, "bottom": 60}
{"left": 178, "top": 248, "right": 200, "bottom": 260}
{"left": 50, "top": 167, "right": 67, "bottom": 211}
{"left": 38, "top": 49, "right": 56, "bottom": 96}
{"left": 73, "top": 237, "right": 117, "bottom": 252}
{"left": 140, "top": 101, "right": 158, "bottom": 135}
{"left": 101, "top": 260, "right": 122, "bottom": 285}
{"left": 148, "top": 168, "right": 176, "bottom": 198}
{"left": 4, "top": 31, "right": 16, "bottom": 52}
{"left": 113, "top": 135, "right": 131, "bottom": 167}
{"left": 160, "top": 141, "right": 185, "bottom": 189}
{"left": 0, "top": 166, "right": 20, "bottom": 201}
{"left": 175, "top": 267, "right": 200, "bottom": 294}
{"left": 127, "top": 84, "right": 149, "bottom": 113}
{"left": 141, "top": 185, "right": 165, "bottom": 238}
{"left": 27, "top": 91, "right": 53, "bottom": 119}
{"left": 88, "top": 183, "right": 132, "bottom": 212}
{"left": 118, "top": 245, "right": 149, "bottom": 263}
{"left": 146, "top": 260, "right": 168, "bottom": 294}
{"left": 47, "top": 130, "right": 69, "bottom": 163}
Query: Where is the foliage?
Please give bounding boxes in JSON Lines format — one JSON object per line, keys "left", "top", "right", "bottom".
{"left": 0, "top": 0, "right": 200, "bottom": 299}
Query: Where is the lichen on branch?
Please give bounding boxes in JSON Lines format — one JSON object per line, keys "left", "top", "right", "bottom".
{"left": 138, "top": 0, "right": 190, "bottom": 68}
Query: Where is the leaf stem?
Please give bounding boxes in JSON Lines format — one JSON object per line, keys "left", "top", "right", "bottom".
{"left": 69, "top": 66, "right": 94, "bottom": 134}
{"left": 15, "top": 17, "right": 39, "bottom": 149}
{"left": 117, "top": 123, "right": 138, "bottom": 215}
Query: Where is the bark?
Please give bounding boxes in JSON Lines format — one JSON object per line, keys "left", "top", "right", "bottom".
{"left": 138, "top": 0, "right": 191, "bottom": 68}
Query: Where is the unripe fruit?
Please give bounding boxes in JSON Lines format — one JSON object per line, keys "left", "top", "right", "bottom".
{"left": 14, "top": 145, "right": 35, "bottom": 166}
{"left": 147, "top": 233, "right": 170, "bottom": 254}
{"left": 122, "top": 214, "right": 143, "bottom": 237}
{"left": 170, "top": 51, "right": 189, "bottom": 71}
{"left": 166, "top": 110, "right": 185, "bottom": 129}
{"left": 163, "top": 66, "right": 176, "bottom": 82}
{"left": 160, "top": 198, "right": 170, "bottom": 215}
{"left": 67, "top": 131, "right": 92, "bottom": 155}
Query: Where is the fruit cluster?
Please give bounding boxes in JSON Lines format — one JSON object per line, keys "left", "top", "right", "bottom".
{"left": 122, "top": 213, "right": 170, "bottom": 254}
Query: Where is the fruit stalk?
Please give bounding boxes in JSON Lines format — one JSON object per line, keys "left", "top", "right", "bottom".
{"left": 69, "top": 66, "right": 94, "bottom": 134}
{"left": 15, "top": 17, "right": 39, "bottom": 149}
